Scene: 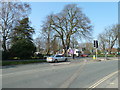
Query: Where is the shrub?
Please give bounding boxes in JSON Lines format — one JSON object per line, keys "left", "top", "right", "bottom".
{"left": 10, "top": 39, "right": 36, "bottom": 59}
{"left": 34, "top": 53, "right": 44, "bottom": 59}
{"left": 2, "top": 51, "right": 10, "bottom": 60}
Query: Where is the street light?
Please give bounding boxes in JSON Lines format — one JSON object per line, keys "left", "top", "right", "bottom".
{"left": 72, "top": 37, "right": 75, "bottom": 59}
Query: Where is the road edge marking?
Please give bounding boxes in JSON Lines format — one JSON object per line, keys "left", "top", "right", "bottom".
{"left": 87, "top": 71, "right": 118, "bottom": 89}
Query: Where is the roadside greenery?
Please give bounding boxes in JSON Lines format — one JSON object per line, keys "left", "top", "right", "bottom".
{"left": 1, "top": 2, "right": 31, "bottom": 52}
{"left": 10, "top": 39, "right": 36, "bottom": 59}
{"left": 1, "top": 54, "right": 118, "bottom": 66}
{"left": 2, "top": 18, "right": 36, "bottom": 60}
{"left": 88, "top": 54, "right": 117, "bottom": 57}
{"left": 1, "top": 3, "right": 119, "bottom": 63}
{"left": 2, "top": 60, "right": 46, "bottom": 66}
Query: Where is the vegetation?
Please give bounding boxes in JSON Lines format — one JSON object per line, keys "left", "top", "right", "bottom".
{"left": 41, "top": 4, "right": 93, "bottom": 56}
{"left": 98, "top": 24, "right": 119, "bottom": 54}
{"left": 88, "top": 54, "right": 117, "bottom": 57}
{"left": 10, "top": 18, "right": 36, "bottom": 59}
{"left": 0, "top": 3, "right": 119, "bottom": 66}
{"left": 2, "top": 17, "right": 36, "bottom": 60}
{"left": 1, "top": 2, "right": 31, "bottom": 52}
{"left": 10, "top": 40, "right": 36, "bottom": 59}
{"left": 2, "top": 60, "right": 46, "bottom": 66}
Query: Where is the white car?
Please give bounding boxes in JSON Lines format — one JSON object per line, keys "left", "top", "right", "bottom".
{"left": 46, "top": 54, "right": 67, "bottom": 62}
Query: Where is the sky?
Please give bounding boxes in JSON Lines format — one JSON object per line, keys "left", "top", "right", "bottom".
{"left": 28, "top": 2, "right": 118, "bottom": 41}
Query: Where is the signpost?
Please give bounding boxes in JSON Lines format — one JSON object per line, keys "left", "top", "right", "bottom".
{"left": 96, "top": 48, "right": 98, "bottom": 60}
{"left": 105, "top": 50, "right": 108, "bottom": 60}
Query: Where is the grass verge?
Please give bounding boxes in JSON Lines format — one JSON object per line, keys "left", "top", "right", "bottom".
{"left": 2, "top": 60, "right": 46, "bottom": 66}
{"left": 88, "top": 54, "right": 116, "bottom": 57}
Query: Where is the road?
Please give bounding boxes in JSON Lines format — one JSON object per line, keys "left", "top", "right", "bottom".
{"left": 1, "top": 58, "right": 118, "bottom": 88}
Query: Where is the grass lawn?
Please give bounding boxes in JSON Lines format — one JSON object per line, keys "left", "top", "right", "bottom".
{"left": 2, "top": 60, "right": 46, "bottom": 66}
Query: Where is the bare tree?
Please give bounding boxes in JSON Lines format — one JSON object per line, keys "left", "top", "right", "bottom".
{"left": 42, "top": 4, "right": 93, "bottom": 56}
{"left": 98, "top": 33, "right": 108, "bottom": 52}
{"left": 70, "top": 36, "right": 79, "bottom": 49}
{"left": 79, "top": 42, "right": 94, "bottom": 54}
{"left": 98, "top": 24, "right": 119, "bottom": 54}
{"left": 50, "top": 37, "right": 59, "bottom": 54}
{"left": 0, "top": 1, "right": 31, "bottom": 51}
{"left": 34, "top": 35, "right": 48, "bottom": 54}
{"left": 41, "top": 18, "right": 56, "bottom": 54}
{"left": 106, "top": 24, "right": 118, "bottom": 53}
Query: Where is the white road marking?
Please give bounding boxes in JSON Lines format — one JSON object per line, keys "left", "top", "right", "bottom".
{"left": 87, "top": 71, "right": 118, "bottom": 89}
{"left": 109, "top": 83, "right": 115, "bottom": 85}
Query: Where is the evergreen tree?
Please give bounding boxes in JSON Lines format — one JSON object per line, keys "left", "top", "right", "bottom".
{"left": 10, "top": 18, "right": 36, "bottom": 59}
{"left": 12, "top": 18, "right": 34, "bottom": 43}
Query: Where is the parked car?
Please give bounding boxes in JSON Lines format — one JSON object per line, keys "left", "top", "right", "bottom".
{"left": 46, "top": 54, "right": 67, "bottom": 62}
{"left": 81, "top": 54, "right": 88, "bottom": 57}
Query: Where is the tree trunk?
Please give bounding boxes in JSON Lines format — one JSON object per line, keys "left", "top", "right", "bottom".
{"left": 2, "top": 36, "right": 7, "bottom": 52}
{"left": 109, "top": 48, "right": 112, "bottom": 54}
{"left": 64, "top": 36, "right": 70, "bottom": 56}
{"left": 61, "top": 37, "right": 67, "bottom": 56}
{"left": 46, "top": 32, "right": 50, "bottom": 55}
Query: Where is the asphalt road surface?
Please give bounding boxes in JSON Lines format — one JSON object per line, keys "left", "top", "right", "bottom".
{"left": 1, "top": 58, "right": 118, "bottom": 88}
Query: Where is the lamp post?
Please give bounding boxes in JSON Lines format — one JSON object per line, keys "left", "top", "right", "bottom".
{"left": 72, "top": 37, "right": 75, "bottom": 59}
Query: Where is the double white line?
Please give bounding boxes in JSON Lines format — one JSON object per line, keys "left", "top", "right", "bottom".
{"left": 87, "top": 71, "right": 118, "bottom": 89}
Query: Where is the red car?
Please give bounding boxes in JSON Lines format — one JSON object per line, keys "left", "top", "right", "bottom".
{"left": 81, "top": 54, "right": 88, "bottom": 57}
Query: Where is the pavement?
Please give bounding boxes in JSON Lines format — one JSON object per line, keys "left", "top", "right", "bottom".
{"left": 105, "top": 77, "right": 118, "bottom": 88}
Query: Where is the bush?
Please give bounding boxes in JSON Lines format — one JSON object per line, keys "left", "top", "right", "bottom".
{"left": 88, "top": 54, "right": 116, "bottom": 57}
{"left": 34, "top": 53, "right": 44, "bottom": 59}
{"left": 10, "top": 39, "right": 36, "bottom": 59}
{"left": 2, "top": 51, "right": 10, "bottom": 60}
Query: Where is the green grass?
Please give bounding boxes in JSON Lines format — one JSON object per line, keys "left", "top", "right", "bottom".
{"left": 2, "top": 60, "right": 46, "bottom": 66}
{"left": 88, "top": 54, "right": 116, "bottom": 57}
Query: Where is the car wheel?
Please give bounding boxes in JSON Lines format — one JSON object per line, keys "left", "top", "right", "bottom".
{"left": 55, "top": 59, "right": 58, "bottom": 63}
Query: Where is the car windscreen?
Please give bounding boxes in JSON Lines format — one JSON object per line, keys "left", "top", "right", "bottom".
{"left": 56, "top": 55, "right": 63, "bottom": 57}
